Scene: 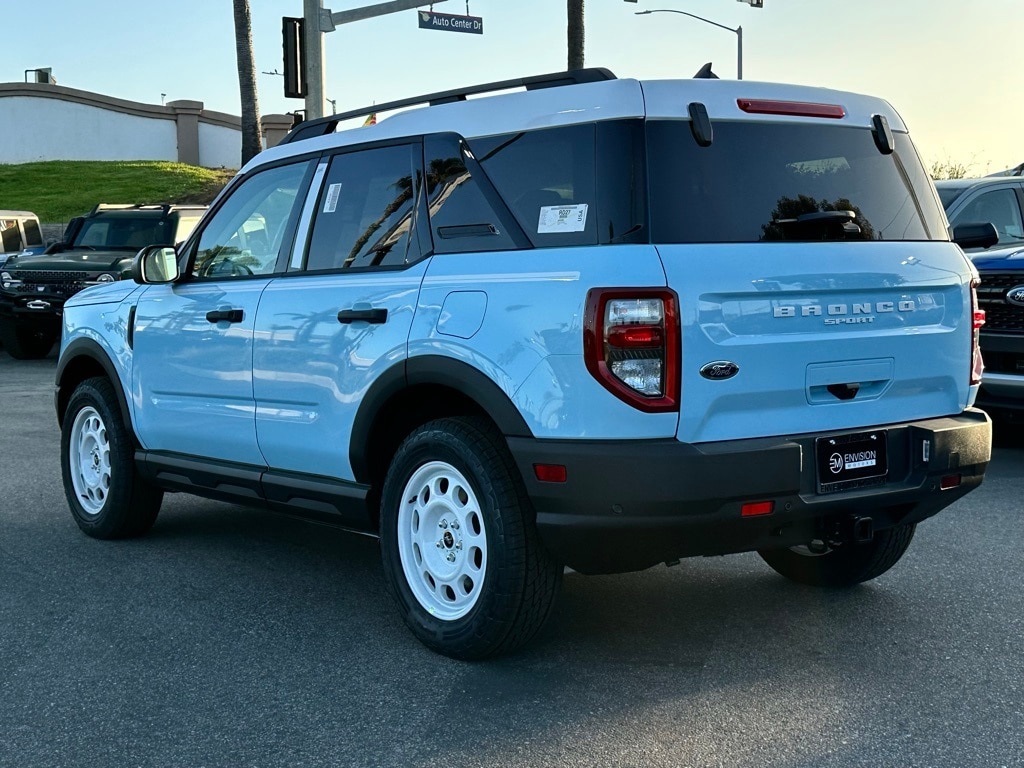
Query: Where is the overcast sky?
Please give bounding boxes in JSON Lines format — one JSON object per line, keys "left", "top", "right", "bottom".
{"left": 4, "top": 0, "right": 1020, "bottom": 174}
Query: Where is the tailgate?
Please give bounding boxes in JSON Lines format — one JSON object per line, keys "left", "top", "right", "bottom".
{"left": 658, "top": 241, "right": 973, "bottom": 444}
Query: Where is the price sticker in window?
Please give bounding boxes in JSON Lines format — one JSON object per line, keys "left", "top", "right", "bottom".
{"left": 538, "top": 203, "right": 588, "bottom": 234}
{"left": 323, "top": 183, "right": 343, "bottom": 214}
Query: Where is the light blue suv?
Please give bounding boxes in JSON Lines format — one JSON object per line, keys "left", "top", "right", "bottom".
{"left": 55, "top": 69, "right": 993, "bottom": 658}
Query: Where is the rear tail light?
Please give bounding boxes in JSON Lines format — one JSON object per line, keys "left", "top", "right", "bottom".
{"left": 741, "top": 500, "right": 775, "bottom": 517}
{"left": 584, "top": 289, "right": 679, "bottom": 412}
{"left": 970, "top": 280, "right": 985, "bottom": 386}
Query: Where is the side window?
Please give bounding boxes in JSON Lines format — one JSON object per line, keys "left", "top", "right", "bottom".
{"left": 955, "top": 189, "right": 1024, "bottom": 246}
{"left": 22, "top": 218, "right": 43, "bottom": 247}
{"left": 0, "top": 219, "right": 23, "bottom": 253}
{"left": 469, "top": 124, "right": 598, "bottom": 247}
{"left": 191, "top": 160, "right": 313, "bottom": 279}
{"left": 173, "top": 214, "right": 204, "bottom": 245}
{"left": 305, "top": 144, "right": 423, "bottom": 271}
{"left": 423, "top": 134, "right": 520, "bottom": 254}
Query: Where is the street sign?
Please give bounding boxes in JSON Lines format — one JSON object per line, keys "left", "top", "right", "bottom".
{"left": 418, "top": 10, "right": 483, "bottom": 34}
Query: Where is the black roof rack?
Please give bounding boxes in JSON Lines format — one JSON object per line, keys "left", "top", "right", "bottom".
{"left": 89, "top": 203, "right": 173, "bottom": 215}
{"left": 278, "top": 67, "right": 617, "bottom": 146}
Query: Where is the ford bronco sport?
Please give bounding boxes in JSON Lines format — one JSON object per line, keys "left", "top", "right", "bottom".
{"left": 0, "top": 203, "right": 204, "bottom": 359}
{"left": 55, "top": 69, "right": 992, "bottom": 658}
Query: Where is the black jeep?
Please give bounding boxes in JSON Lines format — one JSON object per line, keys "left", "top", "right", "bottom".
{"left": 0, "top": 204, "right": 205, "bottom": 359}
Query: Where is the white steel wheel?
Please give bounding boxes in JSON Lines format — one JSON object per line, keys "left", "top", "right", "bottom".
{"left": 68, "top": 405, "right": 111, "bottom": 516}
{"left": 397, "top": 461, "right": 487, "bottom": 621}
{"left": 61, "top": 377, "right": 163, "bottom": 539}
{"left": 380, "top": 416, "right": 562, "bottom": 659}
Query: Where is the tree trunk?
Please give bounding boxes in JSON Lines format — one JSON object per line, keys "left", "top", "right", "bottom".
{"left": 567, "top": 0, "right": 585, "bottom": 71}
{"left": 233, "top": 0, "right": 263, "bottom": 166}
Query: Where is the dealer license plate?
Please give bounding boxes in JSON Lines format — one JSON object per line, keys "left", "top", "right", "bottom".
{"left": 816, "top": 430, "right": 888, "bottom": 494}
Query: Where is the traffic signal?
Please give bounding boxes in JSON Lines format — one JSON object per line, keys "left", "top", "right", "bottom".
{"left": 282, "top": 17, "right": 306, "bottom": 99}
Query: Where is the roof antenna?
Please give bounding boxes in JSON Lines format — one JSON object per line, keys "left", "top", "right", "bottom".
{"left": 693, "top": 62, "right": 719, "bottom": 80}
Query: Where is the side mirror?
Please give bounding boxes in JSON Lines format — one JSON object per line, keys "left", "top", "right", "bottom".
{"left": 132, "top": 245, "right": 180, "bottom": 284}
{"left": 953, "top": 222, "right": 999, "bottom": 250}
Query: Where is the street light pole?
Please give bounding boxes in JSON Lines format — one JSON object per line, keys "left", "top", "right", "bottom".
{"left": 636, "top": 9, "right": 744, "bottom": 79}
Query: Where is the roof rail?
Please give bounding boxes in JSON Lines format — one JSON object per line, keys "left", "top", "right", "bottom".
{"left": 89, "top": 203, "right": 173, "bottom": 215}
{"left": 278, "top": 68, "right": 617, "bottom": 146}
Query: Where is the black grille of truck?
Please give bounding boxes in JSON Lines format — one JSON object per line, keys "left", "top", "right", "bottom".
{"left": 9, "top": 270, "right": 91, "bottom": 298}
{"left": 977, "top": 273, "right": 1024, "bottom": 333}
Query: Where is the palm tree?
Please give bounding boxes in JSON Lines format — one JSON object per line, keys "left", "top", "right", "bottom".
{"left": 567, "top": 0, "right": 585, "bottom": 70}
{"left": 233, "top": 0, "right": 263, "bottom": 165}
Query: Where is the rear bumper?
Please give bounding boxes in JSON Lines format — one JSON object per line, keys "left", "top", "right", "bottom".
{"left": 507, "top": 410, "right": 992, "bottom": 574}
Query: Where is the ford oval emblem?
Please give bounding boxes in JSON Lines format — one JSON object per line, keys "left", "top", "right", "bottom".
{"left": 700, "top": 361, "right": 740, "bottom": 380}
{"left": 1007, "top": 285, "right": 1024, "bottom": 307}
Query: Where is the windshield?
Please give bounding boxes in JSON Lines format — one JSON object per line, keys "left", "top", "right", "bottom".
{"left": 647, "top": 121, "right": 948, "bottom": 243}
{"left": 73, "top": 216, "right": 171, "bottom": 250}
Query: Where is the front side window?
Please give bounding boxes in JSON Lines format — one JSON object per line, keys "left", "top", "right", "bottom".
{"left": 647, "top": 121, "right": 948, "bottom": 243}
{"left": 191, "top": 160, "right": 313, "bottom": 279}
{"left": 953, "top": 188, "right": 1024, "bottom": 247}
{"left": 305, "top": 144, "right": 423, "bottom": 271}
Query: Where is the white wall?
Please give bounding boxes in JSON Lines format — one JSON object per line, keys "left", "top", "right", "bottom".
{"left": 0, "top": 97, "right": 177, "bottom": 163}
{"left": 198, "top": 122, "right": 241, "bottom": 169}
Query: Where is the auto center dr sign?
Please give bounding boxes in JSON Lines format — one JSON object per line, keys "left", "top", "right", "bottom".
{"left": 418, "top": 10, "right": 483, "bottom": 34}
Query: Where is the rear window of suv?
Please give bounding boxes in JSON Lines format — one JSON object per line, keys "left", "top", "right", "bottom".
{"left": 647, "top": 121, "right": 948, "bottom": 243}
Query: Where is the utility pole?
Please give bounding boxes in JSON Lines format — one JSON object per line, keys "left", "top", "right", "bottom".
{"left": 303, "top": 0, "right": 447, "bottom": 119}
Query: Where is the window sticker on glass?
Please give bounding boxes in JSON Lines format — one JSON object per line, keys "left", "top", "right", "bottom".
{"left": 323, "top": 183, "right": 343, "bottom": 214}
{"left": 538, "top": 203, "right": 588, "bottom": 234}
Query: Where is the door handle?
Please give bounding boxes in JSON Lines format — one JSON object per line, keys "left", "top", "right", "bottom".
{"left": 206, "top": 308, "right": 244, "bottom": 323}
{"left": 337, "top": 308, "right": 388, "bottom": 324}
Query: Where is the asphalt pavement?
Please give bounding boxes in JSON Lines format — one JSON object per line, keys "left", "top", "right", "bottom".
{"left": 1, "top": 349, "right": 1021, "bottom": 768}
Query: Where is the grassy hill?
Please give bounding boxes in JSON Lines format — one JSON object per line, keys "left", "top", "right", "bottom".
{"left": 0, "top": 161, "right": 235, "bottom": 223}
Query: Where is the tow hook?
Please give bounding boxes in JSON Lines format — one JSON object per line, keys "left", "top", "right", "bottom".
{"left": 823, "top": 516, "right": 875, "bottom": 546}
{"left": 852, "top": 516, "right": 874, "bottom": 543}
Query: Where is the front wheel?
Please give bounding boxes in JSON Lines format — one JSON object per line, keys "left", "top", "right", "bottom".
{"left": 758, "top": 523, "right": 916, "bottom": 587}
{"left": 380, "top": 417, "right": 562, "bottom": 659}
{"left": 0, "top": 320, "right": 57, "bottom": 359}
{"left": 61, "top": 377, "right": 163, "bottom": 538}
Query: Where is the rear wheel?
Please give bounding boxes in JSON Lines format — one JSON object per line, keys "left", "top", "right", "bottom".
{"left": 380, "top": 416, "right": 562, "bottom": 659}
{"left": 61, "top": 377, "right": 163, "bottom": 538}
{"left": 758, "top": 523, "right": 916, "bottom": 587}
{"left": 0, "top": 320, "right": 57, "bottom": 359}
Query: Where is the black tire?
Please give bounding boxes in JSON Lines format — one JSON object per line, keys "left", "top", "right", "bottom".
{"left": 0, "top": 320, "right": 57, "bottom": 360}
{"left": 60, "top": 377, "right": 163, "bottom": 539}
{"left": 758, "top": 523, "right": 916, "bottom": 587}
{"left": 379, "top": 416, "right": 562, "bottom": 660}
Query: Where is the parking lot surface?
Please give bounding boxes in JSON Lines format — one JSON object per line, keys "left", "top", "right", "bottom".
{"left": 1, "top": 350, "right": 1022, "bottom": 768}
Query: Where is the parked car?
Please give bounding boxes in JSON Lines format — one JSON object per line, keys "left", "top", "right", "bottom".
{"left": 0, "top": 210, "right": 46, "bottom": 269}
{"left": 937, "top": 177, "right": 1024, "bottom": 421}
{"left": 936, "top": 177, "right": 1024, "bottom": 251}
{"left": 0, "top": 203, "right": 205, "bottom": 358}
{"left": 56, "top": 69, "right": 992, "bottom": 659}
